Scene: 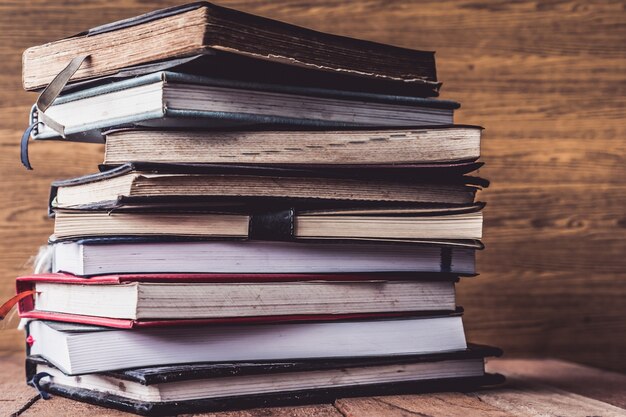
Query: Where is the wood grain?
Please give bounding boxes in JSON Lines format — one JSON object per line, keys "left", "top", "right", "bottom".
{"left": 187, "top": 405, "right": 345, "bottom": 417}
{"left": 460, "top": 271, "right": 626, "bottom": 368}
{"left": 487, "top": 359, "right": 626, "bottom": 409}
{"left": 0, "top": 351, "right": 37, "bottom": 417}
{"left": 0, "top": 0, "right": 625, "bottom": 373}
{"left": 21, "top": 399, "right": 344, "bottom": 417}
{"left": 474, "top": 379, "right": 626, "bottom": 417}
{"left": 335, "top": 394, "right": 516, "bottom": 417}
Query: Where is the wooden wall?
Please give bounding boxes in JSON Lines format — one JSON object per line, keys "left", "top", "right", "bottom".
{"left": 1, "top": 1, "right": 624, "bottom": 370}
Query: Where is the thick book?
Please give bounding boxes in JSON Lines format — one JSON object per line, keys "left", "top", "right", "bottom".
{"left": 16, "top": 272, "right": 458, "bottom": 324}
{"left": 49, "top": 163, "right": 484, "bottom": 211}
{"left": 102, "top": 126, "right": 482, "bottom": 166}
{"left": 52, "top": 206, "right": 483, "bottom": 241}
{"left": 30, "top": 71, "right": 458, "bottom": 141}
{"left": 26, "top": 315, "right": 467, "bottom": 375}
{"left": 22, "top": 2, "right": 439, "bottom": 92}
{"left": 26, "top": 345, "right": 503, "bottom": 416}
{"left": 51, "top": 238, "right": 479, "bottom": 276}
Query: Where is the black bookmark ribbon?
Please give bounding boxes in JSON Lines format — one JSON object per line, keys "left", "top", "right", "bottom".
{"left": 20, "top": 119, "right": 43, "bottom": 171}
{"left": 440, "top": 246, "right": 452, "bottom": 273}
{"left": 21, "top": 55, "right": 90, "bottom": 170}
{"left": 28, "top": 372, "right": 52, "bottom": 400}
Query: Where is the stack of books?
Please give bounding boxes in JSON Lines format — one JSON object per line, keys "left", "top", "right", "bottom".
{"left": 16, "top": 3, "right": 503, "bottom": 415}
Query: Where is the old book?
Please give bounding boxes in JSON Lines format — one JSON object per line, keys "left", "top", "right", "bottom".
{"left": 22, "top": 2, "right": 438, "bottom": 91}
{"left": 50, "top": 239, "right": 479, "bottom": 276}
{"left": 25, "top": 346, "right": 503, "bottom": 415}
{"left": 50, "top": 164, "right": 482, "bottom": 210}
{"left": 26, "top": 315, "right": 467, "bottom": 375}
{"left": 30, "top": 72, "right": 458, "bottom": 141}
{"left": 103, "top": 126, "right": 481, "bottom": 166}
{"left": 51, "top": 208, "right": 483, "bottom": 241}
{"left": 17, "top": 272, "right": 457, "bottom": 322}
{"left": 61, "top": 52, "right": 442, "bottom": 98}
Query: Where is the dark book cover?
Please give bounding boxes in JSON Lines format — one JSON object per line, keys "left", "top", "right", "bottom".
{"left": 26, "top": 345, "right": 504, "bottom": 416}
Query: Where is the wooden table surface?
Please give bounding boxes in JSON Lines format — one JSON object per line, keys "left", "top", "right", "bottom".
{"left": 1, "top": 352, "right": 625, "bottom": 417}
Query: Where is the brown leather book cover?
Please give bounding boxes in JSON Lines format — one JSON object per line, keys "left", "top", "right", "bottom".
{"left": 23, "top": 2, "right": 439, "bottom": 93}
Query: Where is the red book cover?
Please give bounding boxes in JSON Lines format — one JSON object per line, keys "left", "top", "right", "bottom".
{"left": 16, "top": 272, "right": 448, "bottom": 329}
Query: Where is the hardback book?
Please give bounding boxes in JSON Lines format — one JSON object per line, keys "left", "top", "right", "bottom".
{"left": 22, "top": 2, "right": 439, "bottom": 92}
{"left": 50, "top": 164, "right": 484, "bottom": 211}
{"left": 16, "top": 272, "right": 458, "bottom": 325}
{"left": 29, "top": 72, "right": 458, "bottom": 141}
{"left": 102, "top": 126, "right": 482, "bottom": 166}
{"left": 26, "top": 315, "right": 467, "bottom": 375}
{"left": 51, "top": 207, "right": 483, "bottom": 241}
{"left": 50, "top": 239, "right": 479, "bottom": 276}
{"left": 25, "top": 345, "right": 504, "bottom": 415}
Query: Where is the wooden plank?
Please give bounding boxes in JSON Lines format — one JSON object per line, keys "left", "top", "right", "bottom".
{"left": 186, "top": 405, "right": 344, "bottom": 417}
{"left": 480, "top": 137, "right": 626, "bottom": 184}
{"left": 0, "top": 329, "right": 25, "bottom": 352}
{"left": 474, "top": 376, "right": 626, "bottom": 417}
{"left": 335, "top": 397, "right": 424, "bottom": 417}
{"left": 487, "top": 359, "right": 626, "bottom": 409}
{"left": 19, "top": 397, "right": 127, "bottom": 417}
{"left": 20, "top": 399, "right": 342, "bottom": 417}
{"left": 335, "top": 393, "right": 517, "bottom": 417}
{"left": 0, "top": 351, "right": 38, "bottom": 417}
{"left": 459, "top": 271, "right": 626, "bottom": 370}
{"left": 476, "top": 185, "right": 626, "bottom": 276}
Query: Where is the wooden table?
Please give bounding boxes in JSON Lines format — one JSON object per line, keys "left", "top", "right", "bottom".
{"left": 1, "top": 352, "right": 625, "bottom": 417}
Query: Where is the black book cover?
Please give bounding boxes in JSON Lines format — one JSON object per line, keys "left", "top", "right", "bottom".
{"left": 26, "top": 344, "right": 504, "bottom": 416}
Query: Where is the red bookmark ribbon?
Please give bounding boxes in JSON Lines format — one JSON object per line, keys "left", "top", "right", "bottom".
{"left": 0, "top": 290, "right": 36, "bottom": 320}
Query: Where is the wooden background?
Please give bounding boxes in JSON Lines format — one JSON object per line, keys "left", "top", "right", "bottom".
{"left": 0, "top": 0, "right": 624, "bottom": 371}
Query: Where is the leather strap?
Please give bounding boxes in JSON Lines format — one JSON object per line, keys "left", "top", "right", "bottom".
{"left": 20, "top": 120, "right": 42, "bottom": 170}
{"left": 28, "top": 372, "right": 52, "bottom": 400}
{"left": 36, "top": 55, "right": 89, "bottom": 117}
{"left": 21, "top": 55, "right": 90, "bottom": 170}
